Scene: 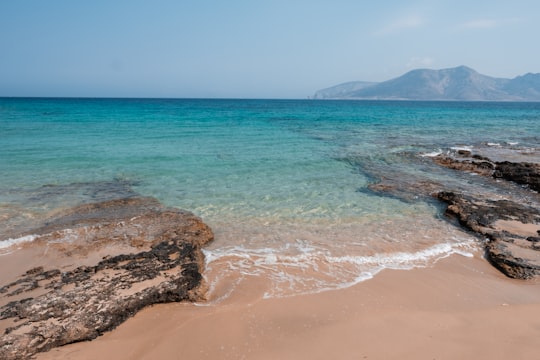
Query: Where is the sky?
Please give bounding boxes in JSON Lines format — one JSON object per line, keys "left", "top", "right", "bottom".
{"left": 1, "top": 0, "right": 540, "bottom": 98}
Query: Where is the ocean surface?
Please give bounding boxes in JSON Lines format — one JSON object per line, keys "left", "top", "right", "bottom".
{"left": 1, "top": 98, "right": 539, "bottom": 300}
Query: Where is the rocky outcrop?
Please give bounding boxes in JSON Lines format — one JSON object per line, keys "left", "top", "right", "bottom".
{"left": 437, "top": 191, "right": 540, "bottom": 279}
{"left": 0, "top": 197, "right": 213, "bottom": 360}
{"left": 433, "top": 149, "right": 540, "bottom": 192}
{"left": 432, "top": 147, "right": 540, "bottom": 279}
{"left": 494, "top": 161, "right": 540, "bottom": 192}
{"left": 363, "top": 145, "right": 540, "bottom": 280}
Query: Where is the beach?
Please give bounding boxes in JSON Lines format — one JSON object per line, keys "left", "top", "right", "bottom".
{"left": 35, "top": 252, "right": 540, "bottom": 360}
{"left": 1, "top": 98, "right": 540, "bottom": 358}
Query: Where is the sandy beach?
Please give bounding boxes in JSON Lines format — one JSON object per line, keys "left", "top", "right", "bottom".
{"left": 35, "top": 251, "right": 540, "bottom": 360}
{"left": 2, "top": 99, "right": 540, "bottom": 359}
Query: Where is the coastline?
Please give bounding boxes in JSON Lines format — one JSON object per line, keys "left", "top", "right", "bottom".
{"left": 2, "top": 99, "right": 540, "bottom": 358}
{"left": 36, "top": 252, "right": 540, "bottom": 360}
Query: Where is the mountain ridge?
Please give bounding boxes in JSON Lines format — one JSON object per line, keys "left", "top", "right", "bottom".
{"left": 313, "top": 66, "right": 540, "bottom": 101}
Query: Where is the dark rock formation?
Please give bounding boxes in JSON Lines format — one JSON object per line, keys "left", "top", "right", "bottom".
{"left": 0, "top": 197, "right": 213, "bottom": 360}
{"left": 494, "top": 161, "right": 540, "bottom": 192}
{"left": 432, "top": 152, "right": 495, "bottom": 176}
{"left": 362, "top": 145, "right": 540, "bottom": 280}
{"left": 433, "top": 149, "right": 540, "bottom": 192}
{"left": 431, "top": 147, "right": 540, "bottom": 279}
{"left": 437, "top": 191, "right": 540, "bottom": 279}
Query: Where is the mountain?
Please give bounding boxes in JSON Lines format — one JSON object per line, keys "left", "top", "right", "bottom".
{"left": 502, "top": 73, "right": 540, "bottom": 99}
{"left": 313, "top": 66, "right": 540, "bottom": 101}
{"left": 312, "top": 81, "right": 378, "bottom": 99}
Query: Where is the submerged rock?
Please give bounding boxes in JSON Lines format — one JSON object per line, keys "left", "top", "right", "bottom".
{"left": 0, "top": 197, "right": 213, "bottom": 360}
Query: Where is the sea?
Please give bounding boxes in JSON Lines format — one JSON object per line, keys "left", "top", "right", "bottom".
{"left": 1, "top": 98, "right": 539, "bottom": 300}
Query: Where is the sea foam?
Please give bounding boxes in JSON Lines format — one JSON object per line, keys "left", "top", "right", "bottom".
{"left": 0, "top": 234, "right": 37, "bottom": 254}
{"left": 202, "top": 239, "right": 477, "bottom": 301}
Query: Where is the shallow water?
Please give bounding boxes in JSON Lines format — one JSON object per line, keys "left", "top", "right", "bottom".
{"left": 1, "top": 98, "right": 539, "bottom": 299}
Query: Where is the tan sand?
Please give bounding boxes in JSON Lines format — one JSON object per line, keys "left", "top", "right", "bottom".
{"left": 493, "top": 219, "right": 540, "bottom": 237}
{"left": 34, "top": 252, "right": 540, "bottom": 360}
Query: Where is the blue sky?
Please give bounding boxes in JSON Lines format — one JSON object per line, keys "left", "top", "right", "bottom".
{"left": 1, "top": 0, "right": 539, "bottom": 98}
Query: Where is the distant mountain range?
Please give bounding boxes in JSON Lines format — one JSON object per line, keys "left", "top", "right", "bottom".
{"left": 313, "top": 66, "right": 540, "bottom": 101}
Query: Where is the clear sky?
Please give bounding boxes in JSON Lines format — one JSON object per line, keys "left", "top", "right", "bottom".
{"left": 1, "top": 0, "right": 539, "bottom": 98}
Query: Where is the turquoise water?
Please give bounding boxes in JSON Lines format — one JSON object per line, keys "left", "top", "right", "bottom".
{"left": 1, "top": 98, "right": 539, "bottom": 298}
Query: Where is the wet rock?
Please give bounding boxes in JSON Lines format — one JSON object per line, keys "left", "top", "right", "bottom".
{"left": 0, "top": 197, "right": 213, "bottom": 360}
{"left": 366, "top": 178, "right": 443, "bottom": 202}
{"left": 0, "top": 179, "right": 141, "bottom": 242}
{"left": 362, "top": 145, "right": 540, "bottom": 280}
{"left": 493, "top": 161, "right": 540, "bottom": 192}
{"left": 437, "top": 191, "right": 540, "bottom": 279}
{"left": 429, "top": 147, "right": 540, "bottom": 279}
{"left": 433, "top": 148, "right": 540, "bottom": 191}
{"left": 432, "top": 155, "right": 495, "bottom": 176}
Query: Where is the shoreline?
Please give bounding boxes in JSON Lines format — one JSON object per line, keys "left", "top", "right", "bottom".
{"left": 36, "top": 253, "right": 540, "bottom": 360}
{"left": 2, "top": 143, "right": 539, "bottom": 358}
{"left": 1, "top": 100, "right": 539, "bottom": 358}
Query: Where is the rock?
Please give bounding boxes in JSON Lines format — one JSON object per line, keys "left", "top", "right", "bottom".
{"left": 429, "top": 147, "right": 540, "bottom": 279}
{"left": 367, "top": 179, "right": 443, "bottom": 202}
{"left": 361, "top": 144, "right": 540, "bottom": 280}
{"left": 433, "top": 147, "right": 540, "bottom": 191}
{"left": 437, "top": 191, "right": 540, "bottom": 279}
{"left": 0, "top": 197, "right": 213, "bottom": 360}
{"left": 486, "top": 240, "right": 540, "bottom": 279}
{"left": 493, "top": 161, "right": 540, "bottom": 192}
{"left": 432, "top": 155, "right": 495, "bottom": 176}
{"left": 0, "top": 180, "right": 141, "bottom": 242}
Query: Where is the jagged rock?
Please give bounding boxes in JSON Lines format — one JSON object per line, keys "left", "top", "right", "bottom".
{"left": 494, "top": 161, "right": 540, "bottom": 192}
{"left": 0, "top": 197, "right": 213, "bottom": 360}
{"left": 437, "top": 191, "right": 540, "bottom": 279}
{"left": 433, "top": 148, "right": 540, "bottom": 191}
{"left": 432, "top": 155, "right": 495, "bottom": 176}
{"left": 430, "top": 147, "right": 540, "bottom": 279}
{"left": 362, "top": 145, "right": 540, "bottom": 280}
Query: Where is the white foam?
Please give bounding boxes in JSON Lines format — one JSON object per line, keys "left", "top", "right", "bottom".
{"left": 420, "top": 150, "right": 442, "bottom": 158}
{"left": 450, "top": 145, "right": 473, "bottom": 152}
{"left": 0, "top": 234, "right": 38, "bottom": 253}
{"left": 202, "top": 239, "right": 478, "bottom": 301}
{"left": 323, "top": 242, "right": 473, "bottom": 269}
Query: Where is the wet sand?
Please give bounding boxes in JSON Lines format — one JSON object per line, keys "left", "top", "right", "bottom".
{"left": 36, "top": 252, "right": 540, "bottom": 360}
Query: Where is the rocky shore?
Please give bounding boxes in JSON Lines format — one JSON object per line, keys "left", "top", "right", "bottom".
{"left": 433, "top": 148, "right": 540, "bottom": 279}
{"left": 366, "top": 145, "right": 540, "bottom": 280}
{"left": 1, "top": 145, "right": 539, "bottom": 359}
{"left": 0, "top": 197, "right": 213, "bottom": 360}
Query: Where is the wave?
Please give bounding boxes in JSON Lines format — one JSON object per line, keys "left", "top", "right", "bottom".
{"left": 201, "top": 239, "right": 478, "bottom": 302}
{"left": 0, "top": 234, "right": 37, "bottom": 254}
